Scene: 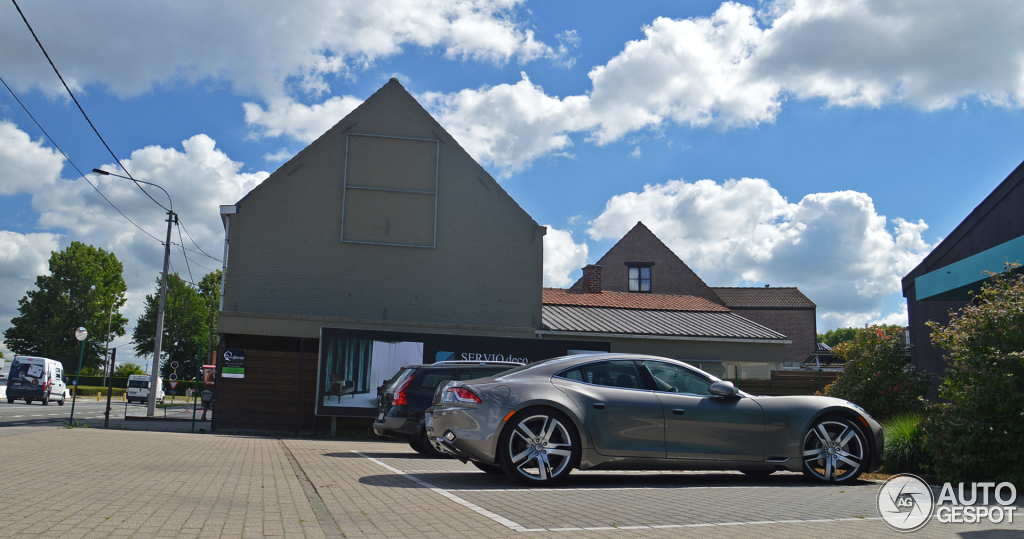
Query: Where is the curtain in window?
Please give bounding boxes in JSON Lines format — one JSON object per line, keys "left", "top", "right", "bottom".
{"left": 324, "top": 338, "right": 374, "bottom": 394}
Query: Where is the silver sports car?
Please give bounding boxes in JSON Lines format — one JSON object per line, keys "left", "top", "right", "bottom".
{"left": 425, "top": 353, "right": 883, "bottom": 486}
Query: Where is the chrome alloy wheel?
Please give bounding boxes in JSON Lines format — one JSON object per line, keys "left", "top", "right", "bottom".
{"left": 802, "top": 417, "right": 867, "bottom": 483}
{"left": 502, "top": 410, "right": 576, "bottom": 485}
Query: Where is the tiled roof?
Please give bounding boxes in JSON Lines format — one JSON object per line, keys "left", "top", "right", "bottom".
{"left": 543, "top": 288, "right": 730, "bottom": 312}
{"left": 542, "top": 305, "right": 788, "bottom": 341}
{"left": 711, "top": 287, "right": 816, "bottom": 308}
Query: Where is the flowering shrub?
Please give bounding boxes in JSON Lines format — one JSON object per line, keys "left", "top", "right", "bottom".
{"left": 822, "top": 325, "right": 930, "bottom": 420}
{"left": 921, "top": 264, "right": 1024, "bottom": 484}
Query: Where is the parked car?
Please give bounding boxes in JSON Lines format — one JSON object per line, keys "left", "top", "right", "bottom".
{"left": 374, "top": 361, "right": 522, "bottom": 457}
{"left": 6, "top": 356, "right": 67, "bottom": 405}
{"left": 426, "top": 353, "right": 884, "bottom": 485}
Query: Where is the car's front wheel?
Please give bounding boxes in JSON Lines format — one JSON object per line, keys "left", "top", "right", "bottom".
{"left": 802, "top": 415, "right": 868, "bottom": 484}
{"left": 499, "top": 407, "right": 579, "bottom": 486}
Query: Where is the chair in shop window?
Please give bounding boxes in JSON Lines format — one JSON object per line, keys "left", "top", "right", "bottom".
{"left": 327, "top": 374, "right": 355, "bottom": 402}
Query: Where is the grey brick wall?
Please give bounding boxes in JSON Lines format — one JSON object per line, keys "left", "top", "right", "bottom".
{"left": 728, "top": 307, "right": 817, "bottom": 365}
{"left": 222, "top": 79, "right": 544, "bottom": 332}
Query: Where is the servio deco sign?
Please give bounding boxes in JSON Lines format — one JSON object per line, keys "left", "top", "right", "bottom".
{"left": 877, "top": 474, "right": 1017, "bottom": 532}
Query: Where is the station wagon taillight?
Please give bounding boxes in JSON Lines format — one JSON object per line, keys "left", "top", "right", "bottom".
{"left": 392, "top": 376, "right": 413, "bottom": 406}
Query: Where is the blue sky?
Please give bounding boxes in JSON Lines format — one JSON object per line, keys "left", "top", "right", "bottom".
{"left": 3, "top": 0, "right": 1024, "bottom": 366}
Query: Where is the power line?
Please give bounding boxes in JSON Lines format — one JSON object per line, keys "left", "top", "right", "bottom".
{"left": 175, "top": 223, "right": 196, "bottom": 286}
{"left": 177, "top": 217, "right": 223, "bottom": 263}
{"left": 0, "top": 75, "right": 162, "bottom": 243}
{"left": 11, "top": 0, "right": 169, "bottom": 213}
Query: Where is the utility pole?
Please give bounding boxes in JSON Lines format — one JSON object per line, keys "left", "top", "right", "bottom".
{"left": 148, "top": 209, "right": 175, "bottom": 417}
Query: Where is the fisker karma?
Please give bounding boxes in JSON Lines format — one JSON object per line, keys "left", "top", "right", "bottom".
{"left": 425, "top": 353, "right": 883, "bottom": 486}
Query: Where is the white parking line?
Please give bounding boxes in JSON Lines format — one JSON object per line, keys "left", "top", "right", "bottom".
{"left": 358, "top": 453, "right": 883, "bottom": 533}
{"left": 354, "top": 450, "right": 530, "bottom": 532}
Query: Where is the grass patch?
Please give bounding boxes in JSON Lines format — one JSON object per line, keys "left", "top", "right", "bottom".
{"left": 882, "top": 413, "right": 926, "bottom": 474}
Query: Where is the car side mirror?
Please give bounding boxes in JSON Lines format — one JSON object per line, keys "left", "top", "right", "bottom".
{"left": 708, "top": 380, "right": 739, "bottom": 397}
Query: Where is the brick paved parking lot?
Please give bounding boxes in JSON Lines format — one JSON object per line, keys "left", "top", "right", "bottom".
{"left": 0, "top": 426, "right": 1021, "bottom": 539}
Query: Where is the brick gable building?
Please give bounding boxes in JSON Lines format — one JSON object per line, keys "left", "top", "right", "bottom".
{"left": 571, "top": 222, "right": 817, "bottom": 366}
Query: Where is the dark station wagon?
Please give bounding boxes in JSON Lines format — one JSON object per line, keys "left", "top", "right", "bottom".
{"left": 373, "top": 361, "right": 521, "bottom": 457}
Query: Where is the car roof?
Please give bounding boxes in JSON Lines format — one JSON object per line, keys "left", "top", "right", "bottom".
{"left": 421, "top": 361, "right": 523, "bottom": 368}
{"left": 504, "top": 353, "right": 723, "bottom": 378}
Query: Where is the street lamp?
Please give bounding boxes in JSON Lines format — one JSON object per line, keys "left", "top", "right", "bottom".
{"left": 69, "top": 326, "right": 87, "bottom": 423}
{"left": 102, "top": 300, "right": 115, "bottom": 387}
{"left": 93, "top": 167, "right": 174, "bottom": 417}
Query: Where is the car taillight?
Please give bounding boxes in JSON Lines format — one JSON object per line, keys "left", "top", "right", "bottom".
{"left": 445, "top": 387, "right": 482, "bottom": 404}
{"left": 392, "top": 376, "right": 412, "bottom": 406}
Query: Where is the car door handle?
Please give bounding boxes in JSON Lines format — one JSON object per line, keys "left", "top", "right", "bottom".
{"left": 593, "top": 403, "right": 605, "bottom": 409}
{"left": 672, "top": 408, "right": 686, "bottom": 415}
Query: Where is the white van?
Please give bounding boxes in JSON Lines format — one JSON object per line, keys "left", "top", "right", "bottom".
{"left": 6, "top": 356, "right": 67, "bottom": 405}
{"left": 126, "top": 374, "right": 164, "bottom": 404}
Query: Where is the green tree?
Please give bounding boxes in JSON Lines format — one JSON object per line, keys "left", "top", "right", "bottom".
{"left": 4, "top": 242, "right": 128, "bottom": 373}
{"left": 132, "top": 270, "right": 219, "bottom": 381}
{"left": 113, "top": 363, "right": 145, "bottom": 377}
{"left": 817, "top": 327, "right": 859, "bottom": 348}
{"left": 822, "top": 325, "right": 931, "bottom": 420}
{"left": 921, "top": 264, "right": 1024, "bottom": 484}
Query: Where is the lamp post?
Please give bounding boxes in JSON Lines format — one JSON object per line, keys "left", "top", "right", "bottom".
{"left": 102, "top": 300, "right": 115, "bottom": 388}
{"left": 69, "top": 326, "right": 87, "bottom": 423}
{"left": 93, "top": 168, "right": 174, "bottom": 417}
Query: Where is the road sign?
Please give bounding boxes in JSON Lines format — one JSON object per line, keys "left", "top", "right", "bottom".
{"left": 170, "top": 361, "right": 179, "bottom": 369}
{"left": 169, "top": 380, "right": 179, "bottom": 390}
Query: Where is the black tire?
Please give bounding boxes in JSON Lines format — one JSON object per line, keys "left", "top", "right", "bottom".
{"left": 58, "top": 393, "right": 65, "bottom": 406}
{"left": 419, "top": 430, "right": 449, "bottom": 459}
{"left": 41, "top": 392, "right": 50, "bottom": 406}
{"left": 472, "top": 461, "right": 504, "bottom": 475}
{"left": 802, "top": 415, "right": 869, "bottom": 484}
{"left": 408, "top": 439, "right": 428, "bottom": 455}
{"left": 24, "top": 399, "right": 32, "bottom": 405}
{"left": 499, "top": 407, "right": 579, "bottom": 486}
{"left": 6, "top": 398, "right": 13, "bottom": 404}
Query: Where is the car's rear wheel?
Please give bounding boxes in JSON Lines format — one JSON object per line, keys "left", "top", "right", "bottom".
{"left": 58, "top": 393, "right": 65, "bottom": 406}
{"left": 6, "top": 398, "right": 13, "bottom": 404}
{"left": 24, "top": 399, "right": 32, "bottom": 405}
{"left": 499, "top": 407, "right": 579, "bottom": 486}
{"left": 802, "top": 415, "right": 868, "bottom": 484}
{"left": 408, "top": 439, "right": 427, "bottom": 455}
{"left": 472, "top": 461, "right": 504, "bottom": 474}
{"left": 42, "top": 392, "right": 50, "bottom": 405}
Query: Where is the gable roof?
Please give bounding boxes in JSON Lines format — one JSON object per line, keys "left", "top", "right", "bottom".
{"left": 711, "top": 287, "right": 816, "bottom": 308}
{"left": 571, "top": 222, "right": 722, "bottom": 303}
{"left": 543, "top": 288, "right": 729, "bottom": 312}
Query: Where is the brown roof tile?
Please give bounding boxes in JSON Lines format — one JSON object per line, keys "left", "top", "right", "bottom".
{"left": 542, "top": 288, "right": 730, "bottom": 312}
{"left": 711, "top": 287, "right": 816, "bottom": 308}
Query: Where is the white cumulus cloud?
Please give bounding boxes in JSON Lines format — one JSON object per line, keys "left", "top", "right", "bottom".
{"left": 1, "top": 0, "right": 558, "bottom": 100}
{"left": 244, "top": 96, "right": 364, "bottom": 143}
{"left": 416, "top": 0, "right": 1024, "bottom": 173}
{"left": 586, "top": 177, "right": 934, "bottom": 323}
{"left": 0, "top": 121, "right": 269, "bottom": 362}
{"left": 542, "top": 225, "right": 588, "bottom": 288}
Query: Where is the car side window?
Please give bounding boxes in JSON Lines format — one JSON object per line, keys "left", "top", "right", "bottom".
{"left": 642, "top": 361, "right": 712, "bottom": 396}
{"left": 555, "top": 367, "right": 585, "bottom": 382}
{"left": 582, "top": 361, "right": 643, "bottom": 390}
{"left": 418, "top": 369, "right": 458, "bottom": 390}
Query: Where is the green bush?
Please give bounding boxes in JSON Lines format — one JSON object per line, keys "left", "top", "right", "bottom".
{"left": 822, "top": 325, "right": 931, "bottom": 420}
{"left": 882, "top": 414, "right": 926, "bottom": 474}
{"left": 921, "top": 265, "right": 1024, "bottom": 484}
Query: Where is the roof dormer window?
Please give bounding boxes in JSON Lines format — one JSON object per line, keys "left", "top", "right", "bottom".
{"left": 627, "top": 264, "right": 651, "bottom": 293}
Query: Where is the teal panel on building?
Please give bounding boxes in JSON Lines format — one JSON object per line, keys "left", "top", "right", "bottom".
{"left": 915, "top": 235, "right": 1024, "bottom": 301}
